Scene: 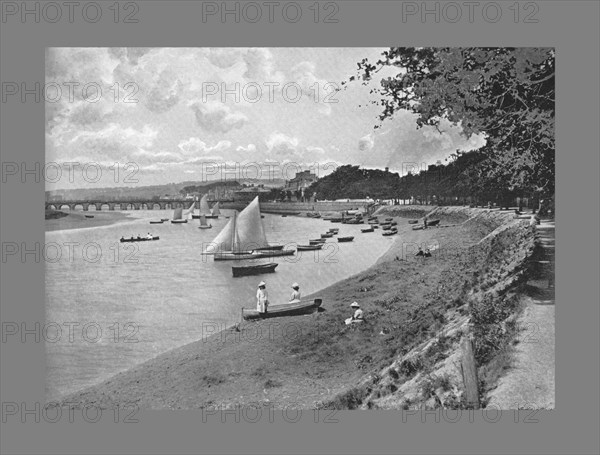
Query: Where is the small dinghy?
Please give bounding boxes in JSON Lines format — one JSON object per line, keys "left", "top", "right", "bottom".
{"left": 337, "top": 236, "right": 354, "bottom": 242}
{"left": 232, "top": 263, "right": 278, "bottom": 277}
{"left": 120, "top": 236, "right": 159, "bottom": 243}
{"left": 297, "top": 244, "right": 323, "bottom": 251}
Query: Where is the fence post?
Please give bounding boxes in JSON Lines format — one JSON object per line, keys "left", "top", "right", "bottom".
{"left": 460, "top": 334, "right": 480, "bottom": 409}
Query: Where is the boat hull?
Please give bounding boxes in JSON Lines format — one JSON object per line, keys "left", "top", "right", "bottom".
{"left": 242, "top": 299, "right": 322, "bottom": 320}
{"left": 171, "top": 220, "right": 188, "bottom": 224}
{"left": 149, "top": 221, "right": 164, "bottom": 224}
{"left": 253, "top": 245, "right": 284, "bottom": 251}
{"left": 337, "top": 236, "right": 354, "bottom": 242}
{"left": 214, "top": 252, "right": 257, "bottom": 261}
{"left": 120, "top": 236, "right": 159, "bottom": 243}
{"left": 198, "top": 225, "right": 212, "bottom": 229}
{"left": 254, "top": 249, "right": 295, "bottom": 258}
{"left": 232, "top": 263, "right": 278, "bottom": 277}
{"left": 297, "top": 245, "right": 323, "bottom": 251}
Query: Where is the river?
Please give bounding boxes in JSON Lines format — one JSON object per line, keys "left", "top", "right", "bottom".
{"left": 45, "top": 209, "right": 395, "bottom": 401}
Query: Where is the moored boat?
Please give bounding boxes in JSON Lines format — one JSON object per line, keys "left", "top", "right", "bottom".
{"left": 198, "top": 214, "right": 212, "bottom": 229}
{"left": 120, "top": 236, "right": 159, "bottom": 243}
{"left": 149, "top": 220, "right": 164, "bottom": 224}
{"left": 253, "top": 245, "right": 285, "bottom": 251}
{"left": 408, "top": 219, "right": 419, "bottom": 224}
{"left": 242, "top": 298, "right": 322, "bottom": 320}
{"left": 171, "top": 207, "right": 188, "bottom": 223}
{"left": 361, "top": 227, "right": 374, "bottom": 233}
{"left": 254, "top": 249, "right": 295, "bottom": 258}
{"left": 85, "top": 215, "right": 94, "bottom": 218}
{"left": 337, "top": 236, "right": 354, "bottom": 242}
{"left": 382, "top": 229, "right": 397, "bottom": 236}
{"left": 297, "top": 244, "right": 323, "bottom": 251}
{"left": 232, "top": 263, "right": 278, "bottom": 277}
{"left": 321, "top": 233, "right": 334, "bottom": 238}
{"left": 309, "top": 239, "right": 326, "bottom": 245}
{"left": 426, "top": 219, "right": 441, "bottom": 226}
{"left": 202, "top": 197, "right": 272, "bottom": 260}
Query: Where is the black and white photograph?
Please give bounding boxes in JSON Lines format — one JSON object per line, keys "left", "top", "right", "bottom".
{"left": 44, "top": 46, "right": 555, "bottom": 411}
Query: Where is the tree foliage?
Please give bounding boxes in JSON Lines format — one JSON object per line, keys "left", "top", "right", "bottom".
{"left": 350, "top": 47, "right": 555, "bottom": 195}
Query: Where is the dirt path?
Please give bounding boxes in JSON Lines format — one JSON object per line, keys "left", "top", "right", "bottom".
{"left": 487, "top": 219, "right": 555, "bottom": 409}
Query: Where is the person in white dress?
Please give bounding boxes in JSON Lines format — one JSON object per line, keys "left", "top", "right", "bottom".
{"left": 256, "top": 281, "right": 269, "bottom": 313}
{"left": 345, "top": 302, "right": 364, "bottom": 325}
{"left": 289, "top": 283, "right": 301, "bottom": 303}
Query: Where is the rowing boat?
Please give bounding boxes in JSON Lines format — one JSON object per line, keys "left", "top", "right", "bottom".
{"left": 337, "top": 236, "right": 354, "bottom": 242}
{"left": 242, "top": 298, "right": 322, "bottom": 320}
{"left": 232, "top": 263, "right": 278, "bottom": 277}
{"left": 361, "top": 227, "right": 374, "bottom": 233}
{"left": 120, "top": 236, "right": 159, "bottom": 243}
{"left": 297, "top": 244, "right": 323, "bottom": 251}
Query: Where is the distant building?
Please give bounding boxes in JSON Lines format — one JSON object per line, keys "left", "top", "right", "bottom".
{"left": 208, "top": 184, "right": 241, "bottom": 201}
{"left": 285, "top": 170, "right": 318, "bottom": 193}
{"left": 233, "top": 186, "right": 271, "bottom": 202}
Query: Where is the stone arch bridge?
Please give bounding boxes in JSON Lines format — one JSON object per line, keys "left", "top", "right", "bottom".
{"left": 45, "top": 200, "right": 195, "bottom": 211}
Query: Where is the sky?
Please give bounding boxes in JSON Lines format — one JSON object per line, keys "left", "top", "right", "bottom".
{"left": 45, "top": 47, "right": 486, "bottom": 189}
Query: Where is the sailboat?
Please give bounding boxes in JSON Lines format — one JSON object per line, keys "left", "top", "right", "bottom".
{"left": 198, "top": 214, "right": 212, "bottom": 229}
{"left": 202, "top": 196, "right": 292, "bottom": 260}
{"left": 207, "top": 201, "right": 221, "bottom": 219}
{"left": 170, "top": 207, "right": 188, "bottom": 224}
{"left": 184, "top": 200, "right": 196, "bottom": 219}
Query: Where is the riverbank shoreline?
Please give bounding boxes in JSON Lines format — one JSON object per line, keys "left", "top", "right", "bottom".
{"left": 58, "top": 206, "right": 531, "bottom": 409}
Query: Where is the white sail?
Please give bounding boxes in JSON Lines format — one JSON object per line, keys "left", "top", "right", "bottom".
{"left": 199, "top": 194, "right": 211, "bottom": 215}
{"left": 204, "top": 213, "right": 235, "bottom": 253}
{"left": 235, "top": 196, "right": 269, "bottom": 250}
{"left": 173, "top": 207, "right": 183, "bottom": 220}
{"left": 183, "top": 201, "right": 195, "bottom": 216}
{"left": 211, "top": 201, "right": 221, "bottom": 216}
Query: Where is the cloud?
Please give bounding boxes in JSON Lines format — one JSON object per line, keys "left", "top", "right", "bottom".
{"left": 144, "top": 70, "right": 183, "bottom": 113}
{"left": 358, "top": 133, "right": 375, "bottom": 151}
{"left": 236, "top": 144, "right": 257, "bottom": 153}
{"left": 178, "top": 138, "right": 232, "bottom": 155}
{"left": 55, "top": 123, "right": 159, "bottom": 164}
{"left": 208, "top": 48, "right": 241, "bottom": 68}
{"left": 243, "top": 48, "right": 284, "bottom": 82}
{"left": 266, "top": 132, "right": 299, "bottom": 157}
{"left": 188, "top": 101, "right": 248, "bottom": 133}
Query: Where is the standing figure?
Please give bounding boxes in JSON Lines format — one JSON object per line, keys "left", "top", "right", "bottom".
{"left": 256, "top": 281, "right": 269, "bottom": 313}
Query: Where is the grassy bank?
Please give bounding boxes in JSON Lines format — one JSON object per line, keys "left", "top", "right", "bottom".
{"left": 60, "top": 207, "right": 535, "bottom": 410}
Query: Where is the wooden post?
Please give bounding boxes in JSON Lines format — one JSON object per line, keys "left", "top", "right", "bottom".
{"left": 460, "top": 335, "right": 480, "bottom": 409}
